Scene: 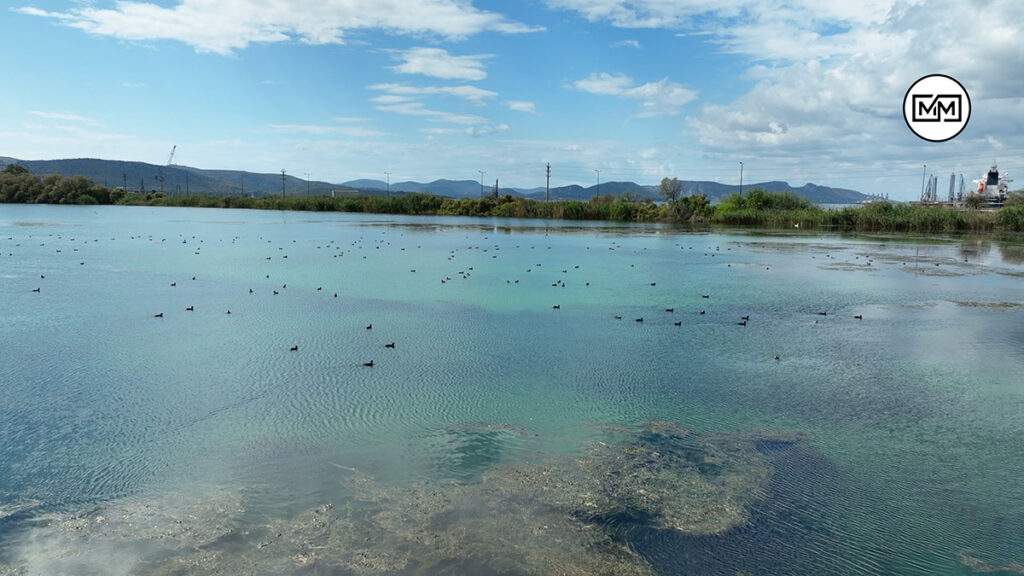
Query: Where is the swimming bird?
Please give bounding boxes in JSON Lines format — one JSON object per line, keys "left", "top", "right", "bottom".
{"left": 31, "top": 287, "right": 40, "bottom": 292}
{"left": 385, "top": 342, "right": 395, "bottom": 349}
{"left": 363, "top": 360, "right": 374, "bottom": 367}
{"left": 817, "top": 311, "right": 827, "bottom": 316}
{"left": 650, "top": 282, "right": 656, "bottom": 286}
{"left": 186, "top": 305, "right": 194, "bottom": 311}
{"left": 614, "top": 315, "right": 622, "bottom": 320}
{"left": 226, "top": 310, "right": 231, "bottom": 314}
{"left": 741, "top": 315, "right": 750, "bottom": 320}
{"left": 289, "top": 345, "right": 298, "bottom": 351}
{"left": 699, "top": 310, "right": 705, "bottom": 315}
{"left": 366, "top": 324, "right": 372, "bottom": 330}
{"left": 854, "top": 314, "right": 863, "bottom": 320}
{"left": 171, "top": 282, "right": 177, "bottom": 287}
{"left": 552, "top": 304, "right": 560, "bottom": 309}
{"left": 154, "top": 313, "right": 163, "bottom": 318}
{"left": 737, "top": 320, "right": 747, "bottom": 326}
{"left": 774, "top": 355, "right": 780, "bottom": 361}
{"left": 702, "top": 294, "right": 709, "bottom": 299}
{"left": 635, "top": 317, "right": 644, "bottom": 323}
{"left": 674, "top": 321, "right": 682, "bottom": 326}
{"left": 665, "top": 308, "right": 674, "bottom": 312}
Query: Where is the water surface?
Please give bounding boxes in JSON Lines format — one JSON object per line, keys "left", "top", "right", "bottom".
{"left": 1, "top": 205, "right": 1022, "bottom": 575}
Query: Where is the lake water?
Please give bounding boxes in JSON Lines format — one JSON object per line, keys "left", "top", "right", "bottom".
{"left": 1, "top": 204, "right": 1022, "bottom": 576}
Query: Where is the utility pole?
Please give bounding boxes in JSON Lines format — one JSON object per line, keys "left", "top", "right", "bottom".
{"left": 920, "top": 164, "right": 927, "bottom": 200}
{"left": 595, "top": 169, "right": 601, "bottom": 199}
{"left": 305, "top": 173, "right": 311, "bottom": 195}
{"left": 739, "top": 161, "right": 744, "bottom": 196}
{"left": 385, "top": 172, "right": 391, "bottom": 197}
{"left": 281, "top": 169, "right": 287, "bottom": 197}
{"left": 478, "top": 170, "right": 486, "bottom": 199}
{"left": 546, "top": 163, "right": 550, "bottom": 202}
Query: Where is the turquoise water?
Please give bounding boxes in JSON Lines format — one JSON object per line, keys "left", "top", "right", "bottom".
{"left": 1, "top": 204, "right": 1023, "bottom": 575}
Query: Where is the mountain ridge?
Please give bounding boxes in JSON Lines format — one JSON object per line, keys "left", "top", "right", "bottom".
{"left": 0, "top": 156, "right": 868, "bottom": 204}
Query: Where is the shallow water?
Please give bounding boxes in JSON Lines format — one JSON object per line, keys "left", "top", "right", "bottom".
{"left": 1, "top": 205, "right": 1023, "bottom": 575}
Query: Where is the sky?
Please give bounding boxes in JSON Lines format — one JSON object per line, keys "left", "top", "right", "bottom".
{"left": 1, "top": 0, "right": 1022, "bottom": 200}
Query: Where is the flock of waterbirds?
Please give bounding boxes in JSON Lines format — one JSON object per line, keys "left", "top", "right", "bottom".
{"left": 13, "top": 228, "right": 872, "bottom": 366}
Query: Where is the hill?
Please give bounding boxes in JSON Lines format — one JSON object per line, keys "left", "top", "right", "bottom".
{"left": 0, "top": 157, "right": 341, "bottom": 196}
{"left": 1, "top": 157, "right": 867, "bottom": 203}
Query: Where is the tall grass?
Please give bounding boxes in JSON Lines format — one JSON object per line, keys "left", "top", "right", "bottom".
{"left": 712, "top": 193, "right": 1003, "bottom": 233}
{"left": 103, "top": 188, "right": 1024, "bottom": 233}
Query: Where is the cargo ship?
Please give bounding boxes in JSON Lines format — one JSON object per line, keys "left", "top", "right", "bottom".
{"left": 973, "top": 162, "right": 1012, "bottom": 205}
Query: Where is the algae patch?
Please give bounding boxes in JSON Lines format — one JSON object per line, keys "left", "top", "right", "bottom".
{"left": 0, "top": 422, "right": 806, "bottom": 576}
{"left": 954, "top": 301, "right": 1024, "bottom": 310}
{"left": 958, "top": 550, "right": 1024, "bottom": 575}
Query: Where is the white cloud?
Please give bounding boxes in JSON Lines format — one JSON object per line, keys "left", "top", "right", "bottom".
{"left": 28, "top": 110, "right": 100, "bottom": 126}
{"left": 369, "top": 83, "right": 497, "bottom": 106}
{"left": 504, "top": 101, "right": 537, "bottom": 114}
{"left": 391, "top": 47, "right": 492, "bottom": 81}
{"left": 610, "top": 39, "right": 640, "bottom": 48}
{"left": 375, "top": 102, "right": 488, "bottom": 125}
{"left": 553, "top": 0, "right": 1023, "bottom": 197}
{"left": 570, "top": 73, "right": 697, "bottom": 117}
{"left": 267, "top": 124, "right": 389, "bottom": 138}
{"left": 466, "top": 124, "right": 509, "bottom": 137}
{"left": 545, "top": 0, "right": 893, "bottom": 31}
{"left": 571, "top": 72, "right": 635, "bottom": 95}
{"left": 17, "top": 0, "right": 543, "bottom": 55}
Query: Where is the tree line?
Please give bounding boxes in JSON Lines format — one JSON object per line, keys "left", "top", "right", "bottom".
{"left": 4, "top": 164, "right": 1024, "bottom": 231}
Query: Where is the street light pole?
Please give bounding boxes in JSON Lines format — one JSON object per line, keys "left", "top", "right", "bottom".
{"left": 595, "top": 169, "right": 601, "bottom": 199}
{"left": 921, "top": 164, "right": 927, "bottom": 200}
{"left": 479, "top": 170, "right": 486, "bottom": 199}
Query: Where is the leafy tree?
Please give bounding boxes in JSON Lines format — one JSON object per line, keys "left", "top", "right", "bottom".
{"left": 658, "top": 177, "right": 682, "bottom": 202}
{"left": 670, "top": 193, "right": 712, "bottom": 222}
{"left": 965, "top": 194, "right": 987, "bottom": 209}
{"left": 1003, "top": 191, "right": 1024, "bottom": 207}
{"left": 2, "top": 164, "right": 29, "bottom": 175}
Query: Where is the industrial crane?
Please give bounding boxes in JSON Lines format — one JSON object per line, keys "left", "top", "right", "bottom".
{"left": 155, "top": 145, "right": 176, "bottom": 194}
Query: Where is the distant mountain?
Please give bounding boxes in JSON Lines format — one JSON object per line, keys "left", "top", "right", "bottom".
{"left": 2, "top": 157, "right": 868, "bottom": 204}
{"left": 343, "top": 179, "right": 388, "bottom": 191}
{"left": 0, "top": 157, "right": 340, "bottom": 196}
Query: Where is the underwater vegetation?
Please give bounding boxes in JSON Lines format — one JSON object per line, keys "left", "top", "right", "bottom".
{"left": 0, "top": 421, "right": 812, "bottom": 576}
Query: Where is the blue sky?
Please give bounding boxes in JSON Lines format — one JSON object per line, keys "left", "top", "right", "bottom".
{"left": 2, "top": 0, "right": 1022, "bottom": 199}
